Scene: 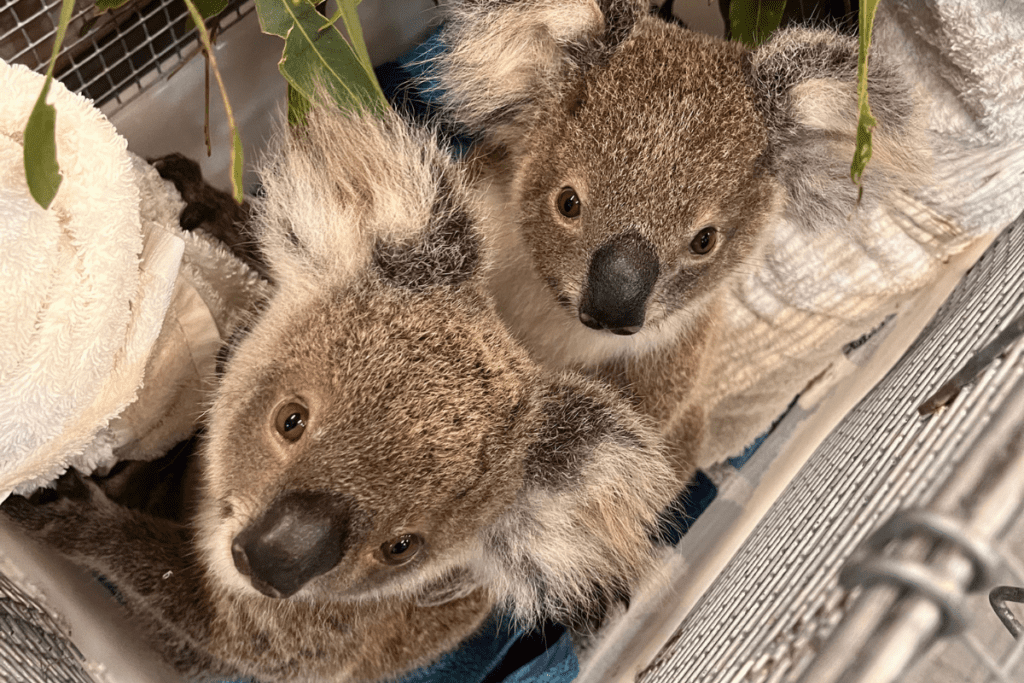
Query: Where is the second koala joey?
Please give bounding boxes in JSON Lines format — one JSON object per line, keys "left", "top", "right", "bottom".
{"left": 2, "top": 109, "right": 678, "bottom": 682}
{"left": 432, "top": 0, "right": 931, "bottom": 465}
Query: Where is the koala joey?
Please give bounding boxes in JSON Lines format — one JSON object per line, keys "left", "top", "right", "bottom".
{"left": 432, "top": 0, "right": 930, "bottom": 467}
{"left": 2, "top": 108, "right": 678, "bottom": 682}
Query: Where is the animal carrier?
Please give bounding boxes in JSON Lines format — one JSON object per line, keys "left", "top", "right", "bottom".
{"left": 1, "top": 2, "right": 1023, "bottom": 682}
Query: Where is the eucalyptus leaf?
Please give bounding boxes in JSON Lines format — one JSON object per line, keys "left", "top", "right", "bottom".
{"left": 255, "top": 0, "right": 386, "bottom": 121}
{"left": 24, "top": 88, "right": 61, "bottom": 210}
{"left": 194, "top": 0, "right": 229, "bottom": 18}
{"left": 95, "top": 0, "right": 133, "bottom": 10}
{"left": 729, "top": 0, "right": 786, "bottom": 47}
{"left": 24, "top": 0, "right": 75, "bottom": 209}
{"left": 185, "top": 0, "right": 230, "bottom": 30}
{"left": 319, "top": 0, "right": 373, "bottom": 74}
{"left": 850, "top": 0, "right": 880, "bottom": 198}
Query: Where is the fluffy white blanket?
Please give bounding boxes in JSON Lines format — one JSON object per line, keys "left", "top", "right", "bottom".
{"left": 0, "top": 60, "right": 266, "bottom": 499}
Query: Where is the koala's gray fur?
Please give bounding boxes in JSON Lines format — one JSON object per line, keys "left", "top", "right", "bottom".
{"left": 2, "top": 108, "right": 677, "bottom": 682}
{"left": 430, "top": 0, "right": 930, "bottom": 470}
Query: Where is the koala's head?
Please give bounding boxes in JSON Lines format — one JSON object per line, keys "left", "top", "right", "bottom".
{"left": 434, "top": 0, "right": 927, "bottom": 339}
{"left": 197, "top": 108, "right": 677, "bottom": 626}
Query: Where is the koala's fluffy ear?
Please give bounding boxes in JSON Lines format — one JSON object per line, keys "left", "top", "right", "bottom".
{"left": 477, "top": 374, "right": 678, "bottom": 629}
{"left": 432, "top": 0, "right": 646, "bottom": 148}
{"left": 750, "top": 27, "right": 931, "bottom": 229}
{"left": 255, "top": 108, "right": 479, "bottom": 293}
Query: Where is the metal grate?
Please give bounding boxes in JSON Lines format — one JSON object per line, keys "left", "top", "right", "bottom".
{"left": 0, "top": 0, "right": 254, "bottom": 112}
{"left": 639, "top": 210, "right": 1024, "bottom": 683}
{"left": 0, "top": 570, "right": 96, "bottom": 683}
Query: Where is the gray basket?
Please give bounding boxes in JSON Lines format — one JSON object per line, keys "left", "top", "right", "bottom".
{"left": 2, "top": 1, "right": 1022, "bottom": 681}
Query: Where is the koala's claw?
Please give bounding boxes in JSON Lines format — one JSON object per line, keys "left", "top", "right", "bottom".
{"left": 150, "top": 153, "right": 268, "bottom": 280}
{"left": 150, "top": 153, "right": 205, "bottom": 199}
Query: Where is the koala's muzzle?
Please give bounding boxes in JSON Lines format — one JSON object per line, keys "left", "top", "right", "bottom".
{"left": 578, "top": 231, "right": 659, "bottom": 335}
{"left": 232, "top": 491, "right": 351, "bottom": 598}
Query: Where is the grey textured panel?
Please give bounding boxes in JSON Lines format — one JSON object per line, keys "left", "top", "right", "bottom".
{"left": 640, "top": 211, "right": 1024, "bottom": 683}
{"left": 0, "top": 571, "right": 96, "bottom": 683}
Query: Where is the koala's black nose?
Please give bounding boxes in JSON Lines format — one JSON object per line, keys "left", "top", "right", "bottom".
{"left": 578, "top": 230, "right": 659, "bottom": 335}
{"left": 231, "top": 491, "right": 351, "bottom": 599}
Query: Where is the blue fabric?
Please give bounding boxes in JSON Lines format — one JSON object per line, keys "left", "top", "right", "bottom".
{"left": 657, "top": 470, "right": 719, "bottom": 546}
{"left": 400, "top": 617, "right": 577, "bottom": 683}
{"left": 728, "top": 431, "right": 770, "bottom": 470}
{"left": 500, "top": 630, "right": 578, "bottom": 683}
{"left": 217, "top": 616, "right": 575, "bottom": 683}
{"left": 728, "top": 395, "right": 800, "bottom": 469}
{"left": 375, "top": 28, "right": 473, "bottom": 155}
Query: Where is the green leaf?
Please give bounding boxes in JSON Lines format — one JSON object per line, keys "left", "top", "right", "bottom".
{"left": 182, "top": 0, "right": 245, "bottom": 202}
{"left": 95, "top": 0, "right": 132, "bottom": 10}
{"left": 850, "top": 0, "right": 881, "bottom": 198}
{"left": 184, "top": 0, "right": 230, "bottom": 31}
{"left": 319, "top": 1, "right": 372, "bottom": 74}
{"left": 24, "top": 0, "right": 75, "bottom": 209}
{"left": 193, "top": 0, "right": 229, "bottom": 18}
{"left": 255, "top": 0, "right": 386, "bottom": 121}
{"left": 729, "top": 0, "right": 786, "bottom": 47}
{"left": 24, "top": 88, "right": 61, "bottom": 209}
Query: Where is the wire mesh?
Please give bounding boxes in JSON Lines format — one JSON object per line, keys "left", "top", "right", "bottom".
{"left": 0, "top": 0, "right": 254, "bottom": 112}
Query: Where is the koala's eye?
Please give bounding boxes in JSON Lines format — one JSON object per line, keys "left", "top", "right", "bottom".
{"left": 380, "top": 534, "right": 424, "bottom": 566}
{"left": 690, "top": 227, "right": 718, "bottom": 255}
{"left": 274, "top": 402, "right": 308, "bottom": 441}
{"left": 556, "top": 187, "right": 581, "bottom": 219}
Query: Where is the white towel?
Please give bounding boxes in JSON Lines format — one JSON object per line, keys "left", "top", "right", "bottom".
{"left": 0, "top": 59, "right": 266, "bottom": 498}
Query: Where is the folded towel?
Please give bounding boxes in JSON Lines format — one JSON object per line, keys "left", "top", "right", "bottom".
{"left": 0, "top": 59, "right": 266, "bottom": 499}
{"left": 102, "top": 157, "right": 266, "bottom": 464}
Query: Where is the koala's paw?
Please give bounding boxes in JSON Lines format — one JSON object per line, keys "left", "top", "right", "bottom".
{"left": 149, "top": 153, "right": 266, "bottom": 278}
{"left": 150, "top": 153, "right": 203, "bottom": 200}
{"left": 2, "top": 470, "right": 112, "bottom": 544}
{"left": 149, "top": 154, "right": 220, "bottom": 230}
